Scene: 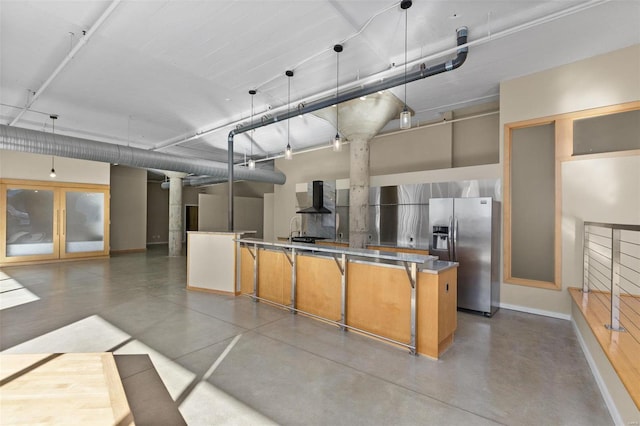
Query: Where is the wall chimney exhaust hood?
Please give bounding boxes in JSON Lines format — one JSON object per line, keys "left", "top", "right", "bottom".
{"left": 297, "top": 180, "right": 331, "bottom": 214}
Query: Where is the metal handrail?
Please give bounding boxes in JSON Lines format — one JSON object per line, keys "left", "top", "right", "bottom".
{"left": 583, "top": 222, "right": 640, "bottom": 336}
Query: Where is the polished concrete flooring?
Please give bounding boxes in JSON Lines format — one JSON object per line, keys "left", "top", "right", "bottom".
{"left": 0, "top": 246, "right": 612, "bottom": 425}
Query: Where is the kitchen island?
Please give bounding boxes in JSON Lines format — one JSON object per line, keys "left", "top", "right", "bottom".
{"left": 236, "top": 238, "right": 458, "bottom": 358}
{"left": 187, "top": 230, "right": 255, "bottom": 294}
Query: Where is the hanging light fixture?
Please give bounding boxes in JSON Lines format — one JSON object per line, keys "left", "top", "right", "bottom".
{"left": 399, "top": 0, "right": 412, "bottom": 130}
{"left": 49, "top": 114, "right": 58, "bottom": 178}
{"left": 333, "top": 44, "right": 343, "bottom": 152}
{"left": 248, "top": 89, "right": 256, "bottom": 169}
{"left": 284, "top": 70, "right": 294, "bottom": 160}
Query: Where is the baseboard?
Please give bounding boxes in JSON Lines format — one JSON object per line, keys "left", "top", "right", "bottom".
{"left": 499, "top": 302, "right": 571, "bottom": 321}
{"left": 146, "top": 241, "right": 168, "bottom": 245}
{"left": 110, "top": 248, "right": 146, "bottom": 254}
{"left": 571, "top": 316, "right": 624, "bottom": 426}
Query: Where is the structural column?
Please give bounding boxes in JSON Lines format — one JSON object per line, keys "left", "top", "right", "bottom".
{"left": 165, "top": 171, "right": 188, "bottom": 257}
{"left": 315, "top": 92, "right": 405, "bottom": 248}
{"left": 349, "top": 137, "right": 370, "bottom": 248}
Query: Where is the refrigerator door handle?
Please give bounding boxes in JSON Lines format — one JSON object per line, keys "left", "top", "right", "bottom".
{"left": 453, "top": 217, "right": 459, "bottom": 261}
{"left": 448, "top": 216, "right": 454, "bottom": 260}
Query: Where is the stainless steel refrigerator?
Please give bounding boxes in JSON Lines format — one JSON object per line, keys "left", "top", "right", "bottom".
{"left": 428, "top": 197, "right": 500, "bottom": 316}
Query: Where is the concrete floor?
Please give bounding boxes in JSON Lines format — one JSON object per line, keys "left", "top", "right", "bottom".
{"left": 0, "top": 245, "right": 612, "bottom": 425}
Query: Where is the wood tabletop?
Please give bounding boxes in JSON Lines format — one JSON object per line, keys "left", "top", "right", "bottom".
{"left": 0, "top": 353, "right": 134, "bottom": 425}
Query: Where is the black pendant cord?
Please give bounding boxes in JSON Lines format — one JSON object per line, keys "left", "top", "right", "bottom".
{"left": 287, "top": 75, "right": 290, "bottom": 147}
{"left": 285, "top": 70, "right": 294, "bottom": 154}
{"left": 249, "top": 90, "right": 253, "bottom": 160}
{"left": 404, "top": 5, "right": 408, "bottom": 109}
{"left": 336, "top": 46, "right": 339, "bottom": 137}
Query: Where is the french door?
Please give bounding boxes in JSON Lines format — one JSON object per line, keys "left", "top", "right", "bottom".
{"left": 1, "top": 180, "right": 109, "bottom": 264}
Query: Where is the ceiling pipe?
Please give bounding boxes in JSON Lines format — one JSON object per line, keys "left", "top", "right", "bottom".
{"left": 159, "top": 175, "right": 228, "bottom": 189}
{"left": 9, "top": 0, "right": 122, "bottom": 127}
{"left": 0, "top": 124, "right": 286, "bottom": 184}
{"left": 224, "top": 27, "right": 468, "bottom": 231}
{"left": 157, "top": 0, "right": 605, "bottom": 153}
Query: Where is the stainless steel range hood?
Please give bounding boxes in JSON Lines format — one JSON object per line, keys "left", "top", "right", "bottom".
{"left": 297, "top": 180, "right": 331, "bottom": 214}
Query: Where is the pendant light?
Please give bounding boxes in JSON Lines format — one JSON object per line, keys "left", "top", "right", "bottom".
{"left": 49, "top": 114, "right": 58, "bottom": 178}
{"left": 399, "top": 0, "right": 412, "bottom": 130}
{"left": 284, "top": 70, "right": 294, "bottom": 160}
{"left": 333, "top": 44, "right": 343, "bottom": 152}
{"left": 248, "top": 89, "right": 256, "bottom": 169}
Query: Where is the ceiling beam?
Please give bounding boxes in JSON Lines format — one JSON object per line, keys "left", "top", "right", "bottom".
{"left": 9, "top": 0, "right": 122, "bottom": 126}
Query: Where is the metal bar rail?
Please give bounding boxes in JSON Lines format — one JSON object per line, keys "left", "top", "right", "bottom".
{"left": 583, "top": 222, "right": 640, "bottom": 336}
{"left": 236, "top": 238, "right": 436, "bottom": 355}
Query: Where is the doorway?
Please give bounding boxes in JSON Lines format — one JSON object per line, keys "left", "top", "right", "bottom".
{"left": 185, "top": 204, "right": 199, "bottom": 242}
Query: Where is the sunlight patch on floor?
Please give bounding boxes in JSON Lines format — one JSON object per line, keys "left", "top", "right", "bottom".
{"left": 0, "top": 278, "right": 40, "bottom": 311}
{"left": 1, "top": 315, "right": 129, "bottom": 354}
{"left": 1, "top": 314, "right": 274, "bottom": 424}
{"left": 180, "top": 381, "right": 277, "bottom": 426}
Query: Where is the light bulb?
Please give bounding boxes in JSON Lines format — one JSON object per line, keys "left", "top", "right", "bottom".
{"left": 400, "top": 108, "right": 411, "bottom": 129}
{"left": 285, "top": 144, "right": 293, "bottom": 160}
{"left": 248, "top": 159, "right": 255, "bottom": 169}
{"left": 50, "top": 168, "right": 56, "bottom": 178}
{"left": 333, "top": 134, "right": 342, "bottom": 152}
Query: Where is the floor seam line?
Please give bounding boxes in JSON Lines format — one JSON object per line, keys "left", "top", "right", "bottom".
{"left": 252, "top": 321, "right": 507, "bottom": 425}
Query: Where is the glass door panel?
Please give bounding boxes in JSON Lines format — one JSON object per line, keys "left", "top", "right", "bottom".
{"left": 5, "top": 188, "right": 56, "bottom": 258}
{"left": 63, "top": 191, "right": 106, "bottom": 254}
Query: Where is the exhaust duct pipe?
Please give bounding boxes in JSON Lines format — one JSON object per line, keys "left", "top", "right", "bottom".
{"left": 159, "top": 175, "right": 227, "bottom": 189}
{"left": 0, "top": 124, "right": 286, "bottom": 185}
{"left": 225, "top": 27, "right": 469, "bottom": 230}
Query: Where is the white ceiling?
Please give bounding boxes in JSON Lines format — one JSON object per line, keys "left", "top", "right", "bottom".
{"left": 1, "top": 0, "right": 639, "bottom": 165}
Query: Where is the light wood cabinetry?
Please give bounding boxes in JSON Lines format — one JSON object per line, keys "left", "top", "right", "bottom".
{"left": 1, "top": 179, "right": 109, "bottom": 265}
{"left": 418, "top": 268, "right": 457, "bottom": 357}
{"left": 239, "top": 245, "right": 456, "bottom": 358}
{"left": 296, "top": 254, "right": 341, "bottom": 321}
{"left": 347, "top": 262, "right": 412, "bottom": 343}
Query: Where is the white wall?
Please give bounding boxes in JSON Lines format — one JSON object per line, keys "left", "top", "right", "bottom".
{"left": 0, "top": 150, "right": 109, "bottom": 184}
{"left": 499, "top": 44, "right": 640, "bottom": 316}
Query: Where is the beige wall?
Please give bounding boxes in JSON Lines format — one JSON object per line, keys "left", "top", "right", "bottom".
{"left": 146, "top": 182, "right": 201, "bottom": 244}
{"left": 499, "top": 44, "right": 640, "bottom": 316}
{"left": 110, "top": 166, "right": 147, "bottom": 252}
{"left": 562, "top": 155, "right": 640, "bottom": 294}
{"left": 198, "top": 193, "right": 264, "bottom": 237}
{"left": 263, "top": 193, "right": 275, "bottom": 241}
{"left": 203, "top": 181, "right": 274, "bottom": 198}
{"left": 0, "top": 150, "right": 109, "bottom": 184}
{"left": 273, "top": 108, "right": 501, "bottom": 239}
{"left": 147, "top": 182, "right": 169, "bottom": 244}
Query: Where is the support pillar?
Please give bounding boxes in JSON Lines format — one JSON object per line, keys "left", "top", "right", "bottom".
{"left": 315, "top": 92, "right": 406, "bottom": 249}
{"left": 165, "top": 171, "right": 188, "bottom": 257}
{"left": 349, "top": 137, "right": 370, "bottom": 248}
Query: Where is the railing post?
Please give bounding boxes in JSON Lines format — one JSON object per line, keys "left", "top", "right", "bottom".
{"left": 583, "top": 224, "right": 590, "bottom": 293}
{"left": 290, "top": 248, "right": 297, "bottom": 314}
{"left": 606, "top": 228, "right": 625, "bottom": 332}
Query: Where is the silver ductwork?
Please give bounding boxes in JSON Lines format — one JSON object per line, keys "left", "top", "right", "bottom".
{"left": 159, "top": 175, "right": 227, "bottom": 189}
{"left": 0, "top": 124, "right": 286, "bottom": 185}
{"left": 224, "top": 27, "right": 469, "bottom": 230}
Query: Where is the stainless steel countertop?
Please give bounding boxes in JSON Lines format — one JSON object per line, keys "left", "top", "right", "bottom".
{"left": 322, "top": 239, "right": 430, "bottom": 251}
{"left": 236, "top": 238, "right": 457, "bottom": 273}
